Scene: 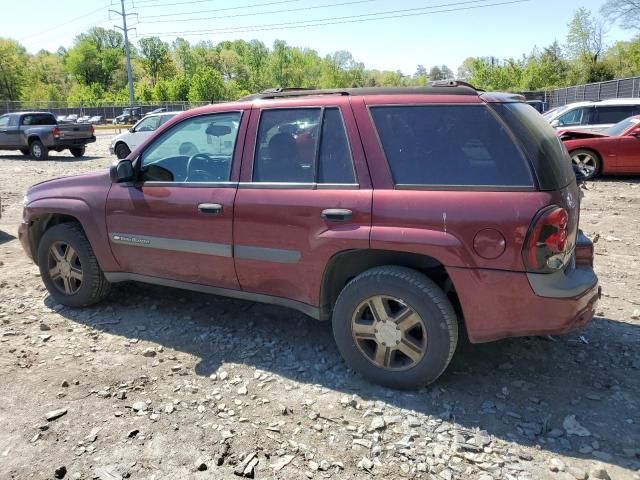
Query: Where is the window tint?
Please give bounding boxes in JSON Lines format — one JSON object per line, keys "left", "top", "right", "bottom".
{"left": 595, "top": 106, "right": 636, "bottom": 124}
{"left": 318, "top": 108, "right": 355, "bottom": 183}
{"left": 253, "top": 109, "right": 320, "bottom": 183}
{"left": 140, "top": 112, "right": 241, "bottom": 183}
{"left": 371, "top": 105, "right": 533, "bottom": 187}
{"left": 492, "top": 102, "right": 575, "bottom": 190}
{"left": 21, "top": 114, "right": 56, "bottom": 126}
{"left": 0, "top": 115, "right": 8, "bottom": 128}
{"left": 253, "top": 108, "right": 356, "bottom": 183}
{"left": 159, "top": 113, "right": 177, "bottom": 125}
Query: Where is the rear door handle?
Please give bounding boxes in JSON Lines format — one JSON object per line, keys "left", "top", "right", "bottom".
{"left": 321, "top": 208, "right": 352, "bottom": 222}
{"left": 198, "top": 203, "right": 223, "bottom": 215}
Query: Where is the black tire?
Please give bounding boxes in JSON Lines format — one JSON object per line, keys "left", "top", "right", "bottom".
{"left": 570, "top": 149, "right": 601, "bottom": 180}
{"left": 70, "top": 147, "right": 85, "bottom": 158}
{"left": 115, "top": 142, "right": 131, "bottom": 159}
{"left": 20, "top": 148, "right": 29, "bottom": 155}
{"left": 29, "top": 139, "right": 48, "bottom": 160}
{"left": 332, "top": 266, "right": 458, "bottom": 389}
{"left": 37, "top": 223, "right": 111, "bottom": 307}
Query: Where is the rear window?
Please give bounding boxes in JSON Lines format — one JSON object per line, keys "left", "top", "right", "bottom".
{"left": 21, "top": 114, "right": 56, "bottom": 126}
{"left": 370, "top": 105, "right": 533, "bottom": 188}
{"left": 492, "top": 102, "right": 575, "bottom": 190}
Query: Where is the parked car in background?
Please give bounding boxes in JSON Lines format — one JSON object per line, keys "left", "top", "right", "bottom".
{"left": 88, "top": 115, "right": 105, "bottom": 125}
{"left": 56, "top": 115, "right": 68, "bottom": 123}
{"left": 113, "top": 107, "right": 142, "bottom": 125}
{"left": 110, "top": 111, "right": 179, "bottom": 158}
{"left": 546, "top": 98, "right": 640, "bottom": 132}
{"left": 78, "top": 115, "right": 91, "bottom": 123}
{"left": 65, "top": 114, "right": 79, "bottom": 123}
{"left": 0, "top": 111, "right": 95, "bottom": 160}
{"left": 19, "top": 85, "right": 599, "bottom": 388}
{"left": 147, "top": 107, "right": 167, "bottom": 115}
{"left": 559, "top": 115, "right": 640, "bottom": 179}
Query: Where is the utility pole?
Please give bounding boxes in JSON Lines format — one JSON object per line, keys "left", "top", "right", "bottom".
{"left": 111, "top": 0, "right": 136, "bottom": 107}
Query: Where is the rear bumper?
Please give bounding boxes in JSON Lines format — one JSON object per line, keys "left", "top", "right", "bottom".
{"left": 51, "top": 136, "right": 96, "bottom": 148}
{"left": 449, "top": 265, "right": 600, "bottom": 343}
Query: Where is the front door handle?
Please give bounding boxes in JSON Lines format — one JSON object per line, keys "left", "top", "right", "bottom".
{"left": 321, "top": 208, "right": 352, "bottom": 222}
{"left": 198, "top": 203, "right": 223, "bottom": 215}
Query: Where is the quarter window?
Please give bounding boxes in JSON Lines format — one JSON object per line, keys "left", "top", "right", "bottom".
{"left": 253, "top": 107, "right": 355, "bottom": 184}
{"left": 595, "top": 106, "right": 636, "bottom": 124}
{"left": 140, "top": 112, "right": 241, "bottom": 183}
{"left": 371, "top": 105, "right": 533, "bottom": 187}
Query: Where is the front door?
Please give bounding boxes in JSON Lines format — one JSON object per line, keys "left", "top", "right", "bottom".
{"left": 0, "top": 115, "right": 10, "bottom": 148}
{"left": 617, "top": 126, "right": 640, "bottom": 173}
{"left": 233, "top": 99, "right": 372, "bottom": 308}
{"left": 106, "top": 109, "right": 247, "bottom": 289}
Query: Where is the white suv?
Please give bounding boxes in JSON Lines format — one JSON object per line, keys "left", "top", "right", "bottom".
{"left": 110, "top": 112, "right": 179, "bottom": 159}
{"left": 545, "top": 98, "right": 640, "bottom": 132}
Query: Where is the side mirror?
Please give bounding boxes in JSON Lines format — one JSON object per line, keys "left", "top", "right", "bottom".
{"left": 550, "top": 119, "right": 560, "bottom": 128}
{"left": 110, "top": 159, "right": 134, "bottom": 183}
{"left": 129, "top": 127, "right": 135, "bottom": 133}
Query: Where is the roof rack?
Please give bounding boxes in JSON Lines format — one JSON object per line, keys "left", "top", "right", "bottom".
{"left": 239, "top": 81, "right": 480, "bottom": 101}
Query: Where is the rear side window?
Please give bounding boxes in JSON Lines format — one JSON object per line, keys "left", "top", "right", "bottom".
{"left": 253, "top": 107, "right": 356, "bottom": 184}
{"left": 370, "top": 105, "right": 533, "bottom": 187}
{"left": 0, "top": 115, "right": 8, "bottom": 128}
{"left": 492, "top": 102, "right": 575, "bottom": 190}
{"left": 595, "top": 106, "right": 636, "bottom": 124}
{"left": 21, "top": 114, "right": 56, "bottom": 126}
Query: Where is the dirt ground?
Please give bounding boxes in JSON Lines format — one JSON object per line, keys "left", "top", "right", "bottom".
{"left": 0, "top": 133, "right": 639, "bottom": 480}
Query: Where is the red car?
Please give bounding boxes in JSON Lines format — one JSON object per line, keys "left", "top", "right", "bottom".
{"left": 18, "top": 85, "right": 599, "bottom": 388}
{"left": 560, "top": 115, "right": 640, "bottom": 179}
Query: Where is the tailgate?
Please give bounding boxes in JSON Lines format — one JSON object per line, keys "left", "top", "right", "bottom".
{"left": 59, "top": 123, "right": 93, "bottom": 140}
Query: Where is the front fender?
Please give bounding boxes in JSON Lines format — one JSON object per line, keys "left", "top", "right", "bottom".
{"left": 24, "top": 197, "right": 120, "bottom": 271}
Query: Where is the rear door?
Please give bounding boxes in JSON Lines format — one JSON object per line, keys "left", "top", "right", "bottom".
{"left": 233, "top": 97, "right": 372, "bottom": 308}
{"left": 105, "top": 108, "right": 247, "bottom": 289}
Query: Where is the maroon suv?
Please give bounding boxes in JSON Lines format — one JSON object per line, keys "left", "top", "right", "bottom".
{"left": 18, "top": 84, "right": 600, "bottom": 388}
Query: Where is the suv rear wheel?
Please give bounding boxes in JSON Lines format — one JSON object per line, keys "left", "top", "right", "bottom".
{"left": 332, "top": 266, "right": 458, "bottom": 389}
{"left": 37, "top": 223, "right": 111, "bottom": 307}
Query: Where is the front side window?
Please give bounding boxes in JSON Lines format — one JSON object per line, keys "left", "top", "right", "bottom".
{"left": 595, "top": 106, "right": 636, "bottom": 124}
{"left": 557, "top": 107, "right": 586, "bottom": 126}
{"left": 253, "top": 107, "right": 355, "bottom": 184}
{"left": 140, "top": 112, "right": 241, "bottom": 183}
{"left": 135, "top": 116, "right": 160, "bottom": 132}
{"left": 371, "top": 105, "right": 533, "bottom": 187}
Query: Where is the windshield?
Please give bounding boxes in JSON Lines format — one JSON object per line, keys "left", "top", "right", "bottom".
{"left": 604, "top": 116, "right": 640, "bottom": 136}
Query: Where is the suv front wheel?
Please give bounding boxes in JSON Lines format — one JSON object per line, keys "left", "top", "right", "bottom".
{"left": 37, "top": 223, "right": 111, "bottom": 307}
{"left": 332, "top": 266, "right": 458, "bottom": 389}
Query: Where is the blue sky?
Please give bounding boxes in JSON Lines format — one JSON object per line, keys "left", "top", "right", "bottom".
{"left": 3, "top": 0, "right": 632, "bottom": 74}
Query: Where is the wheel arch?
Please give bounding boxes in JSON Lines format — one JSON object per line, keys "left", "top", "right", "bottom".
{"left": 27, "top": 135, "right": 42, "bottom": 145}
{"left": 319, "top": 249, "right": 462, "bottom": 323}
{"left": 27, "top": 212, "right": 86, "bottom": 265}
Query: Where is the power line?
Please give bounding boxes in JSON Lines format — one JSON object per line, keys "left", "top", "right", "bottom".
{"left": 140, "top": 0, "right": 303, "bottom": 19}
{"left": 141, "top": 0, "right": 379, "bottom": 24}
{"left": 141, "top": 0, "right": 529, "bottom": 36}
{"left": 19, "top": 4, "right": 108, "bottom": 41}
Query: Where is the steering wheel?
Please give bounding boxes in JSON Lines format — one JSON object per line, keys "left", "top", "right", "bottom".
{"left": 185, "top": 153, "right": 217, "bottom": 182}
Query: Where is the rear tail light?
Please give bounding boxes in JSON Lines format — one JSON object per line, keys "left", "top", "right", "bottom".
{"left": 52, "top": 127, "right": 60, "bottom": 138}
{"left": 523, "top": 206, "right": 570, "bottom": 272}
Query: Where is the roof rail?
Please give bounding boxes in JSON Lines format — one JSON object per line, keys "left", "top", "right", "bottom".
{"left": 239, "top": 83, "right": 479, "bottom": 101}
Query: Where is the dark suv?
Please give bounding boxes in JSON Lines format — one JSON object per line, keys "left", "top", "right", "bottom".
{"left": 18, "top": 84, "right": 599, "bottom": 388}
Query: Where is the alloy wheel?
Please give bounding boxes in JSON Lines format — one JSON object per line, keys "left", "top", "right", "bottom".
{"left": 47, "top": 241, "right": 83, "bottom": 295}
{"left": 32, "top": 144, "right": 42, "bottom": 158}
{"left": 571, "top": 152, "right": 597, "bottom": 177}
{"left": 351, "top": 295, "right": 427, "bottom": 371}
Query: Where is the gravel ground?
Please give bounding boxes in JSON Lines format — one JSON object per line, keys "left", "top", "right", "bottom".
{"left": 0, "top": 133, "right": 639, "bottom": 480}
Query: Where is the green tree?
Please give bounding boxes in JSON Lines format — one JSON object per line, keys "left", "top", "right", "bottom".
{"left": 188, "top": 66, "right": 225, "bottom": 102}
{"left": 0, "top": 38, "right": 28, "bottom": 100}
{"left": 139, "top": 36, "right": 174, "bottom": 86}
{"left": 566, "top": 8, "right": 613, "bottom": 83}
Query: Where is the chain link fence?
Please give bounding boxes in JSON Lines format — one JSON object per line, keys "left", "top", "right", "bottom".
{"left": 0, "top": 101, "right": 212, "bottom": 120}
